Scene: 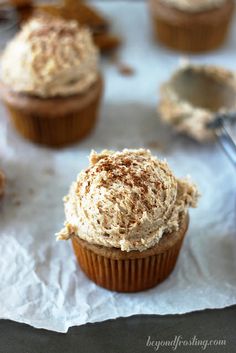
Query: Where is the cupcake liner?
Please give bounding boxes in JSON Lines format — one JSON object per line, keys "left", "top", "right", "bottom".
{"left": 149, "top": 0, "right": 234, "bottom": 53}
{"left": 72, "top": 214, "right": 189, "bottom": 292}
{"left": 1, "top": 76, "right": 103, "bottom": 148}
{"left": 152, "top": 17, "right": 232, "bottom": 52}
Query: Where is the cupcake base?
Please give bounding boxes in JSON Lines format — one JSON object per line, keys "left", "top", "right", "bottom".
{"left": 72, "top": 214, "right": 189, "bottom": 292}
{"left": 149, "top": 0, "right": 234, "bottom": 53}
{"left": 0, "top": 76, "right": 103, "bottom": 148}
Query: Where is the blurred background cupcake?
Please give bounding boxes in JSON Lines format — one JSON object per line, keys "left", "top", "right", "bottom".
{"left": 0, "top": 14, "right": 103, "bottom": 147}
{"left": 149, "top": 0, "right": 235, "bottom": 52}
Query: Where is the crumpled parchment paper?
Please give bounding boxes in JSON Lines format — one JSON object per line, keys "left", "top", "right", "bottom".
{"left": 0, "top": 1, "right": 235, "bottom": 333}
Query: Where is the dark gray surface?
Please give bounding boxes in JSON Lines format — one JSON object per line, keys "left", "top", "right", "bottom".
{"left": 0, "top": 305, "right": 235, "bottom": 353}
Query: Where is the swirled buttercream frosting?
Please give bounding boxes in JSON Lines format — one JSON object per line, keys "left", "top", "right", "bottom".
{"left": 1, "top": 15, "right": 99, "bottom": 97}
{"left": 57, "top": 149, "right": 199, "bottom": 252}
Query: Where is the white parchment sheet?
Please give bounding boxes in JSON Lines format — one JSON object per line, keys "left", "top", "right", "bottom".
{"left": 0, "top": 1, "right": 236, "bottom": 332}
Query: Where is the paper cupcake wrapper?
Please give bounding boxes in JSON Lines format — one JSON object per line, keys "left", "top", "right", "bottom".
{"left": 3, "top": 77, "right": 103, "bottom": 148}
{"left": 72, "top": 215, "right": 189, "bottom": 292}
{"left": 150, "top": 0, "right": 234, "bottom": 53}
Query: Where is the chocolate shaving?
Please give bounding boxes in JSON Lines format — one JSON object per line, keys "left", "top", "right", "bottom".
{"left": 117, "top": 63, "right": 135, "bottom": 76}
{"left": 109, "top": 52, "right": 135, "bottom": 76}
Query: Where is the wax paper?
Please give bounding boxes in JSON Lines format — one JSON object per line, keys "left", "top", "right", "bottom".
{"left": 0, "top": 1, "right": 235, "bottom": 333}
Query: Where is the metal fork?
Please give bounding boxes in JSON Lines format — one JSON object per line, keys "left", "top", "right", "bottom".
{"left": 208, "top": 112, "right": 236, "bottom": 168}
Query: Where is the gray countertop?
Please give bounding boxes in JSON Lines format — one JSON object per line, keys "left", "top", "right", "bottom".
{"left": 1, "top": 305, "right": 236, "bottom": 353}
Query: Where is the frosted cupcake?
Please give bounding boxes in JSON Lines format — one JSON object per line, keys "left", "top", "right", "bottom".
{"left": 149, "top": 0, "right": 234, "bottom": 52}
{"left": 0, "top": 15, "right": 103, "bottom": 147}
{"left": 57, "top": 149, "right": 199, "bottom": 292}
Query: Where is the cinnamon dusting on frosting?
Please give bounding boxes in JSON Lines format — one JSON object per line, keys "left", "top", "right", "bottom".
{"left": 57, "top": 149, "right": 199, "bottom": 252}
{"left": 1, "top": 15, "right": 99, "bottom": 97}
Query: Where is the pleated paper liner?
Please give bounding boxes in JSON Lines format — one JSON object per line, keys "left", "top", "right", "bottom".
{"left": 0, "top": 75, "right": 103, "bottom": 148}
{"left": 72, "top": 214, "right": 189, "bottom": 292}
{"left": 149, "top": 0, "right": 234, "bottom": 53}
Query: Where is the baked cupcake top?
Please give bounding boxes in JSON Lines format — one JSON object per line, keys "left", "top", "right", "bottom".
{"left": 0, "top": 171, "right": 5, "bottom": 197}
{"left": 160, "top": 0, "right": 226, "bottom": 12}
{"left": 57, "top": 149, "right": 198, "bottom": 252}
{"left": 159, "top": 64, "right": 236, "bottom": 141}
{"left": 1, "top": 15, "right": 99, "bottom": 98}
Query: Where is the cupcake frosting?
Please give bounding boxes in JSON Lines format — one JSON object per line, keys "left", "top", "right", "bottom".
{"left": 160, "top": 0, "right": 226, "bottom": 12}
{"left": 57, "top": 149, "right": 198, "bottom": 252}
{"left": 159, "top": 64, "right": 236, "bottom": 141}
{"left": 1, "top": 15, "right": 99, "bottom": 98}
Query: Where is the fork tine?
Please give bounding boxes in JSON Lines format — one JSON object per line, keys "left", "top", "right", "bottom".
{"left": 216, "top": 123, "right": 236, "bottom": 167}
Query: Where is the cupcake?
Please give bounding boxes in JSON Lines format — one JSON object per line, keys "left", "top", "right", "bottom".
{"left": 149, "top": 0, "right": 235, "bottom": 52}
{"left": 0, "top": 15, "right": 103, "bottom": 147}
{"left": 0, "top": 171, "right": 5, "bottom": 197}
{"left": 57, "top": 149, "right": 199, "bottom": 292}
{"left": 159, "top": 64, "right": 236, "bottom": 141}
